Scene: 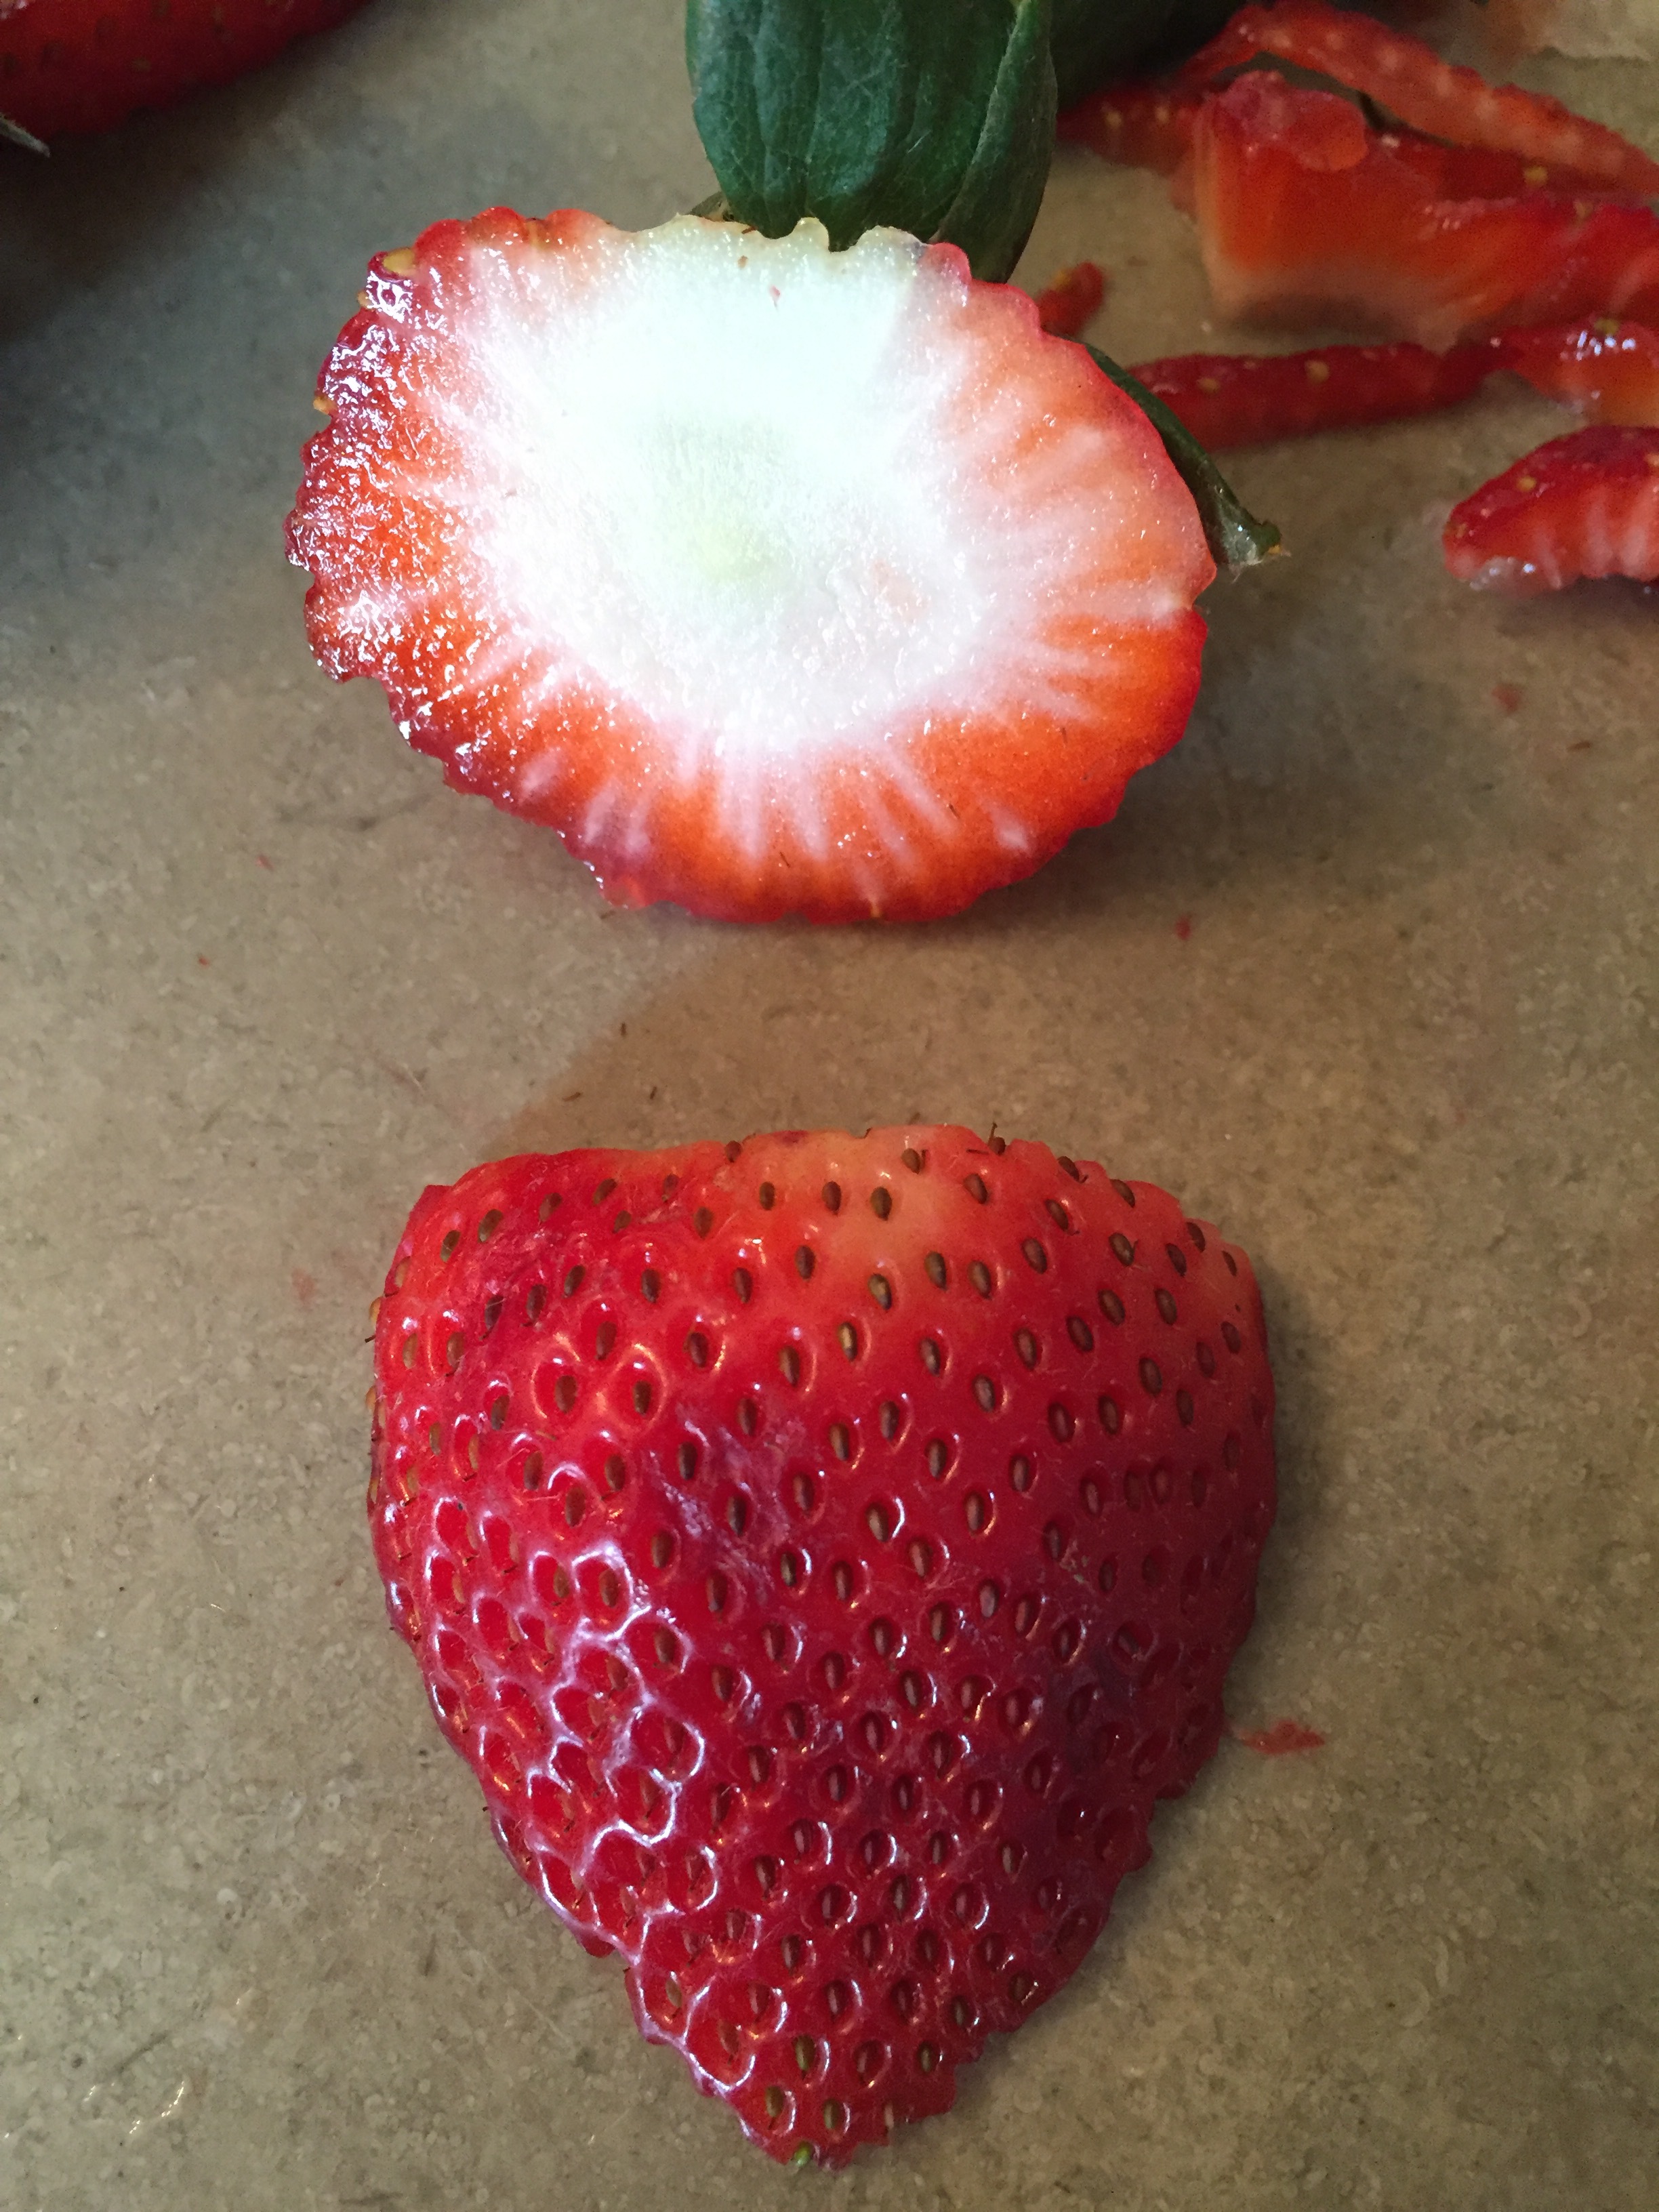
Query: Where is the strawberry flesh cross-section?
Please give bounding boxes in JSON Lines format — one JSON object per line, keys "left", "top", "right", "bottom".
{"left": 287, "top": 210, "right": 1216, "bottom": 924}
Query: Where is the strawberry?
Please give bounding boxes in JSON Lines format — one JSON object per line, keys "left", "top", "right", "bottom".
{"left": 1031, "top": 257, "right": 1107, "bottom": 336}
{"left": 1057, "top": 77, "right": 1203, "bottom": 175}
{"left": 1498, "top": 317, "right": 1659, "bottom": 426}
{"left": 1179, "top": 0, "right": 1659, "bottom": 196}
{"left": 1131, "top": 336, "right": 1494, "bottom": 448}
{"left": 287, "top": 209, "right": 1214, "bottom": 925}
{"left": 1191, "top": 73, "right": 1659, "bottom": 350}
{"left": 368, "top": 1125, "right": 1276, "bottom": 2165}
{"left": 0, "top": 0, "right": 367, "bottom": 140}
{"left": 1442, "top": 424, "right": 1659, "bottom": 593}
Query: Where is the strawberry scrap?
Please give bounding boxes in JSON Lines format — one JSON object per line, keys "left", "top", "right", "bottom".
{"left": 1191, "top": 73, "right": 1659, "bottom": 350}
{"left": 0, "top": 0, "right": 368, "bottom": 140}
{"left": 368, "top": 1126, "right": 1277, "bottom": 2164}
{"left": 1057, "top": 79, "right": 1203, "bottom": 175}
{"left": 1443, "top": 424, "right": 1659, "bottom": 593}
{"left": 1032, "top": 259, "right": 1108, "bottom": 337}
{"left": 1497, "top": 318, "right": 1659, "bottom": 424}
{"left": 288, "top": 209, "right": 1216, "bottom": 925}
{"left": 1232, "top": 1717, "right": 1324, "bottom": 1756}
{"left": 1178, "top": 0, "right": 1659, "bottom": 197}
{"left": 1130, "top": 337, "right": 1494, "bottom": 448}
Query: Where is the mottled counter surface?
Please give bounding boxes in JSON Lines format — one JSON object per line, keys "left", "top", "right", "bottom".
{"left": 3, "top": 5, "right": 1655, "bottom": 2207}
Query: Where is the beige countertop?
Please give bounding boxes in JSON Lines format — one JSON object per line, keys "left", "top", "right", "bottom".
{"left": 2, "top": 3, "right": 1655, "bottom": 2206}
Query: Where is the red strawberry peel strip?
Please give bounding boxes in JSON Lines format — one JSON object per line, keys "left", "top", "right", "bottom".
{"left": 1497, "top": 318, "right": 1659, "bottom": 424}
{"left": 1130, "top": 338, "right": 1494, "bottom": 448}
{"left": 1057, "top": 80, "right": 1202, "bottom": 175}
{"left": 1179, "top": 0, "right": 1659, "bottom": 197}
{"left": 1033, "top": 260, "right": 1107, "bottom": 337}
{"left": 1443, "top": 425, "right": 1659, "bottom": 594}
{"left": 369, "top": 1126, "right": 1277, "bottom": 2165}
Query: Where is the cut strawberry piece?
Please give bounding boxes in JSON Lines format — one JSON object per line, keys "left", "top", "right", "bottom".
{"left": 1443, "top": 424, "right": 1659, "bottom": 592}
{"left": 1192, "top": 74, "right": 1659, "bottom": 350}
{"left": 0, "top": 0, "right": 369, "bottom": 139}
{"left": 288, "top": 210, "right": 1213, "bottom": 925}
{"left": 369, "top": 1126, "right": 1276, "bottom": 2164}
{"left": 1130, "top": 337, "right": 1494, "bottom": 447}
{"left": 1180, "top": 0, "right": 1659, "bottom": 197}
{"left": 1057, "top": 78, "right": 1203, "bottom": 173}
{"left": 1031, "top": 258, "right": 1108, "bottom": 336}
{"left": 1498, "top": 318, "right": 1659, "bottom": 424}
{"left": 1374, "top": 123, "right": 1612, "bottom": 201}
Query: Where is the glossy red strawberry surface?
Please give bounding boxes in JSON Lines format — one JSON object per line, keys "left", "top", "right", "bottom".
{"left": 0, "top": 0, "right": 367, "bottom": 138}
{"left": 369, "top": 1126, "right": 1276, "bottom": 2165}
{"left": 287, "top": 209, "right": 1213, "bottom": 926}
{"left": 1443, "top": 424, "right": 1659, "bottom": 593}
{"left": 1031, "top": 258, "right": 1107, "bottom": 337}
{"left": 1498, "top": 317, "right": 1659, "bottom": 425}
{"left": 1179, "top": 0, "right": 1659, "bottom": 195}
{"left": 1132, "top": 337, "right": 1494, "bottom": 448}
{"left": 1057, "top": 77, "right": 1203, "bottom": 174}
{"left": 1193, "top": 73, "right": 1659, "bottom": 350}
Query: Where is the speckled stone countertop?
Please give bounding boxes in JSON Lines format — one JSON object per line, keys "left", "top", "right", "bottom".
{"left": 2, "top": 3, "right": 1655, "bottom": 2207}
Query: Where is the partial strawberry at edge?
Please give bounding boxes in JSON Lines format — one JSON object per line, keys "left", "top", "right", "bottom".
{"left": 1178, "top": 0, "right": 1659, "bottom": 197}
{"left": 369, "top": 1126, "right": 1276, "bottom": 2165}
{"left": 0, "top": 0, "right": 369, "bottom": 140}
{"left": 1192, "top": 73, "right": 1659, "bottom": 351}
{"left": 1443, "top": 424, "right": 1659, "bottom": 594}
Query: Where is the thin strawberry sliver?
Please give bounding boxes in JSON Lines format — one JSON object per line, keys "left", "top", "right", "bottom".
{"left": 1033, "top": 260, "right": 1108, "bottom": 337}
{"left": 1057, "top": 79, "right": 1202, "bottom": 174}
{"left": 1130, "top": 339, "right": 1495, "bottom": 448}
{"left": 1181, "top": 0, "right": 1659, "bottom": 196}
{"left": 1443, "top": 424, "right": 1659, "bottom": 593}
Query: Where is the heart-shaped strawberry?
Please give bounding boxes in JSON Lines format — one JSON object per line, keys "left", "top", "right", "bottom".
{"left": 368, "top": 1126, "right": 1275, "bottom": 2164}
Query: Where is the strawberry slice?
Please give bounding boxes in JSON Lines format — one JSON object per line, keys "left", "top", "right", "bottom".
{"left": 1131, "top": 337, "right": 1494, "bottom": 447}
{"left": 1498, "top": 318, "right": 1659, "bottom": 424}
{"left": 1180, "top": 0, "right": 1659, "bottom": 197}
{"left": 1031, "top": 258, "right": 1108, "bottom": 337}
{"left": 1442, "top": 425, "right": 1659, "bottom": 593}
{"left": 1192, "top": 74, "right": 1659, "bottom": 350}
{"left": 1057, "top": 79, "right": 1204, "bottom": 174}
{"left": 0, "top": 0, "right": 368, "bottom": 139}
{"left": 369, "top": 1126, "right": 1275, "bottom": 2164}
{"left": 287, "top": 209, "right": 1214, "bottom": 926}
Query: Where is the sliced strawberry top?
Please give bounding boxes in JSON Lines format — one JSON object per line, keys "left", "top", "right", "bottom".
{"left": 1442, "top": 424, "right": 1659, "bottom": 593}
{"left": 0, "top": 0, "right": 369, "bottom": 138}
{"left": 1192, "top": 74, "right": 1659, "bottom": 350}
{"left": 369, "top": 1126, "right": 1275, "bottom": 2164}
{"left": 1180, "top": 0, "right": 1659, "bottom": 196}
{"left": 288, "top": 210, "right": 1213, "bottom": 926}
{"left": 1497, "top": 318, "right": 1659, "bottom": 425}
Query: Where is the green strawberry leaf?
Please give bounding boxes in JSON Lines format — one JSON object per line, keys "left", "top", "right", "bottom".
{"left": 686, "top": 0, "right": 1057, "bottom": 282}
{"left": 1082, "top": 343, "right": 1283, "bottom": 573}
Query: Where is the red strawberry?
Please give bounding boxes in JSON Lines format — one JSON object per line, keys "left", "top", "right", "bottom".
{"left": 1057, "top": 78, "right": 1203, "bottom": 175}
{"left": 1031, "top": 258, "right": 1107, "bottom": 337}
{"left": 1179, "top": 0, "right": 1659, "bottom": 196}
{"left": 1191, "top": 73, "right": 1659, "bottom": 350}
{"left": 368, "top": 1126, "right": 1276, "bottom": 2165}
{"left": 285, "top": 209, "right": 1214, "bottom": 926}
{"left": 1498, "top": 317, "right": 1659, "bottom": 426}
{"left": 1442, "top": 424, "right": 1659, "bottom": 593}
{"left": 0, "top": 0, "right": 367, "bottom": 140}
{"left": 1131, "top": 336, "right": 1494, "bottom": 449}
